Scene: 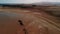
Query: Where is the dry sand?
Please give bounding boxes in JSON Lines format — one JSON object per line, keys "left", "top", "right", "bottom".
{"left": 0, "top": 7, "right": 60, "bottom": 34}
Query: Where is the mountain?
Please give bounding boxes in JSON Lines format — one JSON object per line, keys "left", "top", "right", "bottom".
{"left": 32, "top": 2, "right": 60, "bottom": 6}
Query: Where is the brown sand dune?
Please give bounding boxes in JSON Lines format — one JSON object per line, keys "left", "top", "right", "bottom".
{"left": 0, "top": 8, "right": 60, "bottom": 34}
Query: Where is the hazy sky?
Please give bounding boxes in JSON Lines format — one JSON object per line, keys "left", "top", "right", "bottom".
{"left": 0, "top": 0, "right": 60, "bottom": 4}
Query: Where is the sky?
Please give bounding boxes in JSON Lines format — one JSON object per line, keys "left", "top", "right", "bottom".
{"left": 0, "top": 0, "right": 60, "bottom": 4}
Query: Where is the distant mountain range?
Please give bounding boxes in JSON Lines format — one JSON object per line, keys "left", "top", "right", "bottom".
{"left": 31, "top": 2, "right": 60, "bottom": 6}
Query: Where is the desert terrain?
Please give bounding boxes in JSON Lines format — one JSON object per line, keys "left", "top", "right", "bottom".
{"left": 0, "top": 6, "right": 60, "bottom": 34}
